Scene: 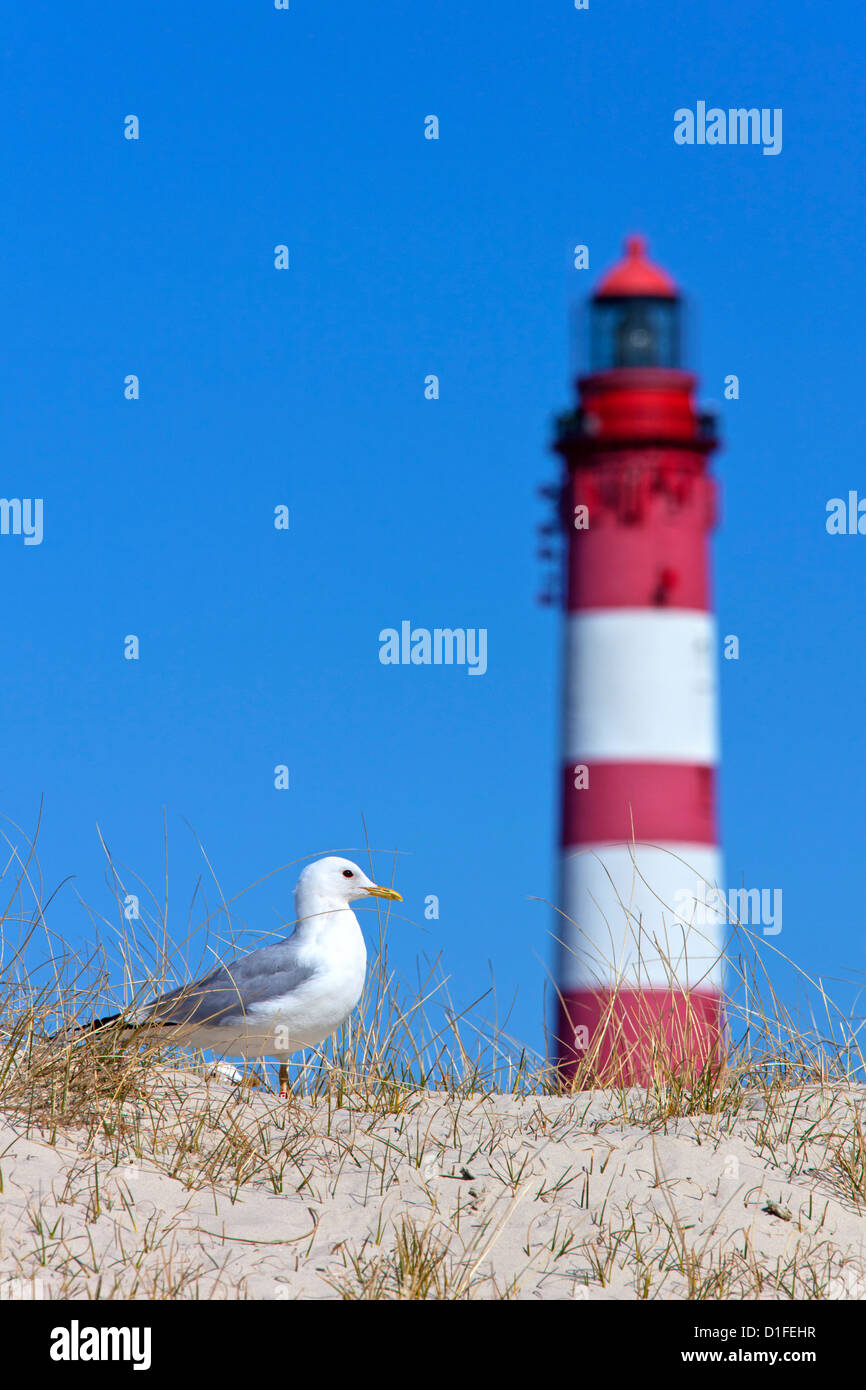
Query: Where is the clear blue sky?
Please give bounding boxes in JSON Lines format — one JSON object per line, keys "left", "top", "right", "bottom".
{"left": 2, "top": 2, "right": 863, "bottom": 1060}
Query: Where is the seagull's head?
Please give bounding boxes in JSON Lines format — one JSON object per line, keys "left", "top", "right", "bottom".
{"left": 295, "top": 856, "right": 402, "bottom": 914}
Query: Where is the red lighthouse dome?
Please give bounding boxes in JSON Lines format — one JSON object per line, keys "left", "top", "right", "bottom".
{"left": 594, "top": 234, "right": 678, "bottom": 298}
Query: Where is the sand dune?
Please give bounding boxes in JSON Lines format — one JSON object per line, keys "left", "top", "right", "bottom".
{"left": 1, "top": 1072, "right": 864, "bottom": 1299}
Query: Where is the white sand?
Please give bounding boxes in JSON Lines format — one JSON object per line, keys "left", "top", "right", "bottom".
{"left": 1, "top": 1075, "right": 864, "bottom": 1299}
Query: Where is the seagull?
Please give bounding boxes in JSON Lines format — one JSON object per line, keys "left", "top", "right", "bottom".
{"left": 74, "top": 856, "right": 402, "bottom": 1097}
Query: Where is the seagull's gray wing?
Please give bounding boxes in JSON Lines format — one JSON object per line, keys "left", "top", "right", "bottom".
{"left": 143, "top": 937, "right": 317, "bottom": 1031}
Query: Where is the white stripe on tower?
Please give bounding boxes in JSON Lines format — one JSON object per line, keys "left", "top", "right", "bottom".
{"left": 563, "top": 609, "right": 719, "bottom": 765}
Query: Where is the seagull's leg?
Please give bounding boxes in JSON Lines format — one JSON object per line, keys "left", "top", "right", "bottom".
{"left": 279, "top": 1063, "right": 289, "bottom": 1099}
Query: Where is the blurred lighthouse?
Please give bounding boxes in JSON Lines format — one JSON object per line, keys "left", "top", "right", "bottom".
{"left": 551, "top": 235, "right": 725, "bottom": 1086}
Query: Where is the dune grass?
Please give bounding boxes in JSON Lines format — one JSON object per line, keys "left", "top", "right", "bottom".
{"left": 0, "top": 814, "right": 864, "bottom": 1300}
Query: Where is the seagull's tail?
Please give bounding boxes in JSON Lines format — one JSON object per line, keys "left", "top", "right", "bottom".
{"left": 74, "top": 1011, "right": 126, "bottom": 1035}
{"left": 50, "top": 1011, "right": 129, "bottom": 1043}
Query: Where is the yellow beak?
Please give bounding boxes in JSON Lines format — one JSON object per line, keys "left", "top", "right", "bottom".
{"left": 366, "top": 884, "right": 403, "bottom": 902}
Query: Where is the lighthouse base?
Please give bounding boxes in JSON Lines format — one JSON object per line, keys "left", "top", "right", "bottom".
{"left": 555, "top": 988, "right": 724, "bottom": 1089}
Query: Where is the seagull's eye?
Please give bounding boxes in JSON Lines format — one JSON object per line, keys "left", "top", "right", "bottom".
{"left": 342, "top": 870, "right": 354, "bottom": 878}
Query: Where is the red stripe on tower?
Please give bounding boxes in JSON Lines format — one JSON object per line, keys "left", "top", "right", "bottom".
{"left": 551, "top": 236, "right": 725, "bottom": 1086}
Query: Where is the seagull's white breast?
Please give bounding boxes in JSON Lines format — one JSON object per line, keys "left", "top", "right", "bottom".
{"left": 188, "top": 905, "right": 368, "bottom": 1059}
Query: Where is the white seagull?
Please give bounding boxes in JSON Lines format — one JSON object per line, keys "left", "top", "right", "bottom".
{"left": 77, "top": 856, "right": 402, "bottom": 1097}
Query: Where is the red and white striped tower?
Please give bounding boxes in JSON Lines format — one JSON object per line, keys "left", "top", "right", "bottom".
{"left": 552, "top": 235, "right": 725, "bottom": 1086}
